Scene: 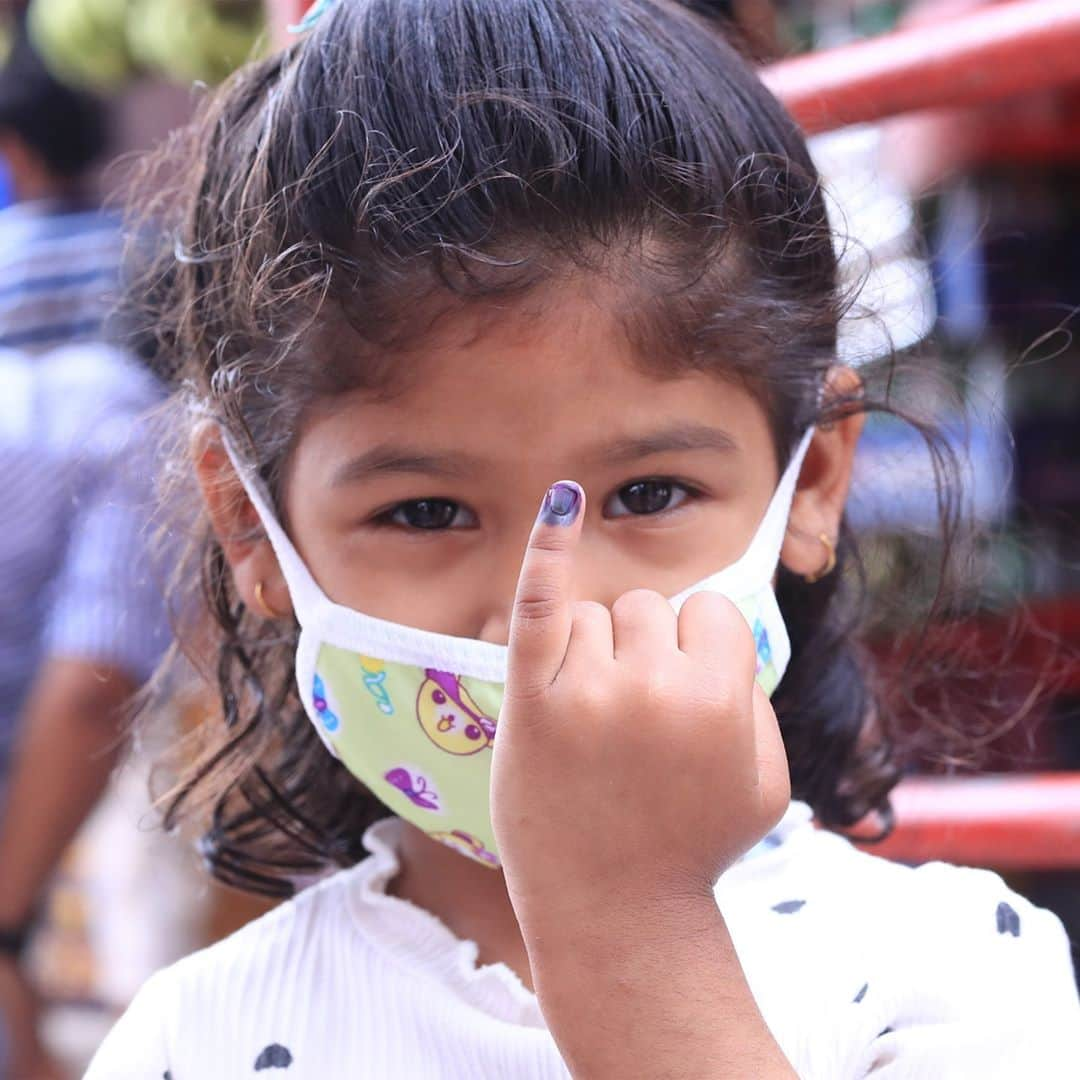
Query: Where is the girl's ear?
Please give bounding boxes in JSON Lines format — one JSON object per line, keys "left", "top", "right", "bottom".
{"left": 192, "top": 421, "right": 294, "bottom": 621}
{"left": 779, "top": 367, "right": 865, "bottom": 580}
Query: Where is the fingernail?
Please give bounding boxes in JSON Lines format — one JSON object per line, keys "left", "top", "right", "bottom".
{"left": 539, "top": 482, "right": 581, "bottom": 526}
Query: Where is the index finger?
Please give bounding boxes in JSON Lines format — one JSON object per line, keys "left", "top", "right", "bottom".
{"left": 506, "top": 481, "right": 585, "bottom": 700}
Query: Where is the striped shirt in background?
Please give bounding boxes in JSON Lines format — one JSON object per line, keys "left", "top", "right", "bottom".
{"left": 0, "top": 345, "right": 168, "bottom": 784}
{"left": 0, "top": 199, "right": 124, "bottom": 354}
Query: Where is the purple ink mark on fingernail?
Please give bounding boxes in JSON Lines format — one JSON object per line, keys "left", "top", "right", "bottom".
{"left": 539, "top": 482, "right": 581, "bottom": 526}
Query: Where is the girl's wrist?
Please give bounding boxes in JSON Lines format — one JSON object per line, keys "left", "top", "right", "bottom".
{"left": 524, "top": 885, "right": 726, "bottom": 996}
{"left": 525, "top": 894, "right": 796, "bottom": 1080}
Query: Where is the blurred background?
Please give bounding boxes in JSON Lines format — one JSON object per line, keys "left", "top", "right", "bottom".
{"left": 0, "top": 0, "right": 1076, "bottom": 1074}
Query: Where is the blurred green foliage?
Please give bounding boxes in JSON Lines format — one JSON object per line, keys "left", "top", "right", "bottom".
{"left": 26, "top": 0, "right": 267, "bottom": 90}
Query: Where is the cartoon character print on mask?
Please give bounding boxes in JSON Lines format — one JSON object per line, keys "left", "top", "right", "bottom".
{"left": 429, "top": 829, "right": 500, "bottom": 867}
{"left": 417, "top": 668, "right": 497, "bottom": 755}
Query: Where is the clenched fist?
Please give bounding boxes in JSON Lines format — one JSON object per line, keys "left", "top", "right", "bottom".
{"left": 491, "top": 479, "right": 791, "bottom": 934}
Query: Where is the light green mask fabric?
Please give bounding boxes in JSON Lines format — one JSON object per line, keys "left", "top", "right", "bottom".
{"left": 228, "top": 428, "right": 812, "bottom": 868}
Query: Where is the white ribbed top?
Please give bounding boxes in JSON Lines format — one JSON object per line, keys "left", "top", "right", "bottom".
{"left": 85, "top": 804, "right": 1080, "bottom": 1079}
{"left": 347, "top": 820, "right": 545, "bottom": 1028}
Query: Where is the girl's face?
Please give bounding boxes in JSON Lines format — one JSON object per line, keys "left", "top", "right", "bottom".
{"left": 203, "top": 285, "right": 860, "bottom": 637}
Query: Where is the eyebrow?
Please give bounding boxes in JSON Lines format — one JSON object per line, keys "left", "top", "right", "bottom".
{"left": 329, "top": 447, "right": 482, "bottom": 487}
{"left": 580, "top": 423, "right": 738, "bottom": 467}
{"left": 329, "top": 423, "right": 738, "bottom": 487}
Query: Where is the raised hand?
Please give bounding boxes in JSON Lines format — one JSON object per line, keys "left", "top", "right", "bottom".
{"left": 491, "top": 479, "right": 791, "bottom": 928}
{"left": 489, "top": 480, "right": 796, "bottom": 1079}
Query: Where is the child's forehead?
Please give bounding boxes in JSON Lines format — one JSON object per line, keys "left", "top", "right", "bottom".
{"left": 328, "top": 276, "right": 730, "bottom": 407}
{"left": 298, "top": 295, "right": 770, "bottom": 476}
{"left": 323, "top": 288, "right": 707, "bottom": 403}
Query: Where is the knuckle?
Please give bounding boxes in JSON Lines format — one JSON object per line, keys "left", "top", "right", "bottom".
{"left": 682, "top": 593, "right": 756, "bottom": 666}
{"left": 512, "top": 597, "right": 562, "bottom": 627}
{"left": 528, "top": 532, "right": 572, "bottom": 555}
{"left": 681, "top": 590, "right": 740, "bottom": 624}
{"left": 571, "top": 599, "right": 609, "bottom": 622}
{"left": 612, "top": 588, "right": 666, "bottom": 620}
{"left": 627, "top": 666, "right": 680, "bottom": 708}
{"left": 513, "top": 586, "right": 562, "bottom": 624}
{"left": 506, "top": 677, "right": 551, "bottom": 706}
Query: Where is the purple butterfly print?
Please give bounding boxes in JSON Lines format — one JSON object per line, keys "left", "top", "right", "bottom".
{"left": 384, "top": 767, "right": 440, "bottom": 810}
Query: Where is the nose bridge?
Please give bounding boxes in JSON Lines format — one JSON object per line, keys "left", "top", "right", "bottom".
{"left": 474, "top": 531, "right": 535, "bottom": 647}
{"left": 474, "top": 524, "right": 629, "bottom": 647}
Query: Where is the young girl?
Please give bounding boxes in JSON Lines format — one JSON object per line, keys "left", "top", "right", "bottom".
{"left": 87, "top": 1, "right": 1079, "bottom": 1076}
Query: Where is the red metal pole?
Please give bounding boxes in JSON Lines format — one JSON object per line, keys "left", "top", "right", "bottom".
{"left": 848, "top": 774, "right": 1080, "bottom": 870}
{"left": 763, "top": 0, "right": 1080, "bottom": 135}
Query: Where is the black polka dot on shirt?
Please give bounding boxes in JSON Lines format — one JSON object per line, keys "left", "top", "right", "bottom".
{"left": 853, "top": 982, "right": 869, "bottom": 1004}
{"left": 254, "top": 1044, "right": 294, "bottom": 1070}
{"left": 771, "top": 899, "right": 806, "bottom": 914}
{"left": 996, "top": 901, "right": 1021, "bottom": 937}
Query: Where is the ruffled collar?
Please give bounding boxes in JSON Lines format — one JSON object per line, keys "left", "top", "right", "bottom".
{"left": 345, "top": 801, "right": 814, "bottom": 1026}
{"left": 348, "top": 818, "right": 547, "bottom": 1026}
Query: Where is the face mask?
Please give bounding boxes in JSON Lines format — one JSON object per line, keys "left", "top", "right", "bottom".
{"left": 226, "top": 428, "right": 813, "bottom": 869}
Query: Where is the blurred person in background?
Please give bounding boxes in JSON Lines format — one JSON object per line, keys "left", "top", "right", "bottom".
{"left": 0, "top": 24, "right": 169, "bottom": 1080}
{"left": 0, "top": 342, "right": 167, "bottom": 1079}
{"left": 0, "top": 23, "right": 121, "bottom": 353}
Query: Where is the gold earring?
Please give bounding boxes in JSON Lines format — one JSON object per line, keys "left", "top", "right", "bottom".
{"left": 804, "top": 533, "right": 837, "bottom": 584}
{"left": 254, "top": 581, "right": 287, "bottom": 619}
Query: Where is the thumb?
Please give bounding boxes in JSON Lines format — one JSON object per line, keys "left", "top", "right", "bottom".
{"left": 506, "top": 481, "right": 585, "bottom": 701}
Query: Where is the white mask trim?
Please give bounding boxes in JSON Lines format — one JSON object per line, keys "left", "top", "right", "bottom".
{"left": 223, "top": 427, "right": 814, "bottom": 685}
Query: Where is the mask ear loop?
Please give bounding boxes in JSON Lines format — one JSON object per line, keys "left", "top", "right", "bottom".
{"left": 219, "top": 428, "right": 512, "bottom": 681}
{"left": 668, "top": 425, "right": 816, "bottom": 612}
{"left": 219, "top": 430, "right": 331, "bottom": 627}
{"left": 218, "top": 419, "right": 818, "bottom": 683}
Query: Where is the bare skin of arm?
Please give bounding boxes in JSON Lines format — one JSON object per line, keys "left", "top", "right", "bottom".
{"left": 528, "top": 895, "right": 797, "bottom": 1079}
{"left": 491, "top": 487, "right": 799, "bottom": 1079}
{"left": 0, "top": 658, "right": 135, "bottom": 1079}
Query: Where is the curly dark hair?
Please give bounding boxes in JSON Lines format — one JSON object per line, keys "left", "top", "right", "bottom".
{"left": 133, "top": 0, "right": 1002, "bottom": 898}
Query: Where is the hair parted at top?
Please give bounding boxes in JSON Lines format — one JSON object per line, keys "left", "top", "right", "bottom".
{"left": 133, "top": 0, "right": 997, "bottom": 897}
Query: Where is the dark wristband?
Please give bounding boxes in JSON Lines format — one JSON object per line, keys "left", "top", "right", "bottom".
{"left": 0, "top": 920, "right": 35, "bottom": 960}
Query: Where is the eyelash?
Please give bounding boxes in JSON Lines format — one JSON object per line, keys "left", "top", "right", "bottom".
{"left": 372, "top": 479, "right": 702, "bottom": 532}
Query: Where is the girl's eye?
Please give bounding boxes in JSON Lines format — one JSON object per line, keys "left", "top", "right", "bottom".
{"left": 604, "top": 480, "right": 693, "bottom": 518}
{"left": 385, "top": 499, "right": 476, "bottom": 530}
